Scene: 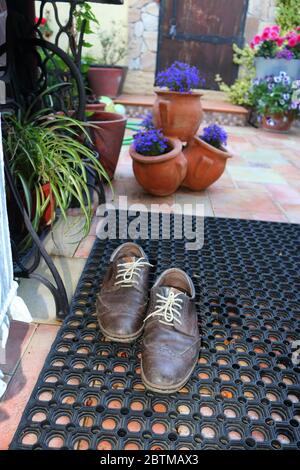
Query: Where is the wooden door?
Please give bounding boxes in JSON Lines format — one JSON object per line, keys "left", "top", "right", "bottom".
{"left": 157, "top": 0, "right": 249, "bottom": 89}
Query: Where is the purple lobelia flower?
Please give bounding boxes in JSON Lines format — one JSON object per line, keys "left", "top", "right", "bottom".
{"left": 133, "top": 128, "right": 169, "bottom": 156}
{"left": 200, "top": 124, "right": 228, "bottom": 149}
{"left": 276, "top": 49, "right": 295, "bottom": 60}
{"left": 141, "top": 111, "right": 155, "bottom": 130}
{"left": 155, "top": 61, "right": 205, "bottom": 92}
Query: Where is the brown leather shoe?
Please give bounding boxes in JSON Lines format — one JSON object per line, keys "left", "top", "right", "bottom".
{"left": 96, "top": 243, "right": 151, "bottom": 343}
{"left": 141, "top": 268, "right": 200, "bottom": 394}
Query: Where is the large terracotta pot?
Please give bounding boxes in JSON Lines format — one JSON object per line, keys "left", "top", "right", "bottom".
{"left": 88, "top": 66, "right": 128, "bottom": 98}
{"left": 261, "top": 112, "right": 294, "bottom": 133}
{"left": 89, "top": 111, "right": 127, "bottom": 180}
{"left": 153, "top": 90, "right": 203, "bottom": 142}
{"left": 129, "top": 138, "right": 187, "bottom": 196}
{"left": 182, "top": 137, "right": 232, "bottom": 191}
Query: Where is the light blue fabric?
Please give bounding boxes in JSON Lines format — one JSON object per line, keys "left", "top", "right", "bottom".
{"left": 0, "top": 118, "right": 31, "bottom": 397}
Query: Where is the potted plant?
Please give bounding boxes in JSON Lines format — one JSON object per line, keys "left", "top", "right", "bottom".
{"left": 251, "top": 25, "right": 300, "bottom": 80}
{"left": 87, "top": 23, "right": 127, "bottom": 99}
{"left": 249, "top": 72, "right": 300, "bottom": 132}
{"left": 3, "top": 111, "right": 110, "bottom": 249}
{"left": 129, "top": 128, "right": 186, "bottom": 196}
{"left": 182, "top": 124, "right": 232, "bottom": 191}
{"left": 153, "top": 61, "right": 205, "bottom": 142}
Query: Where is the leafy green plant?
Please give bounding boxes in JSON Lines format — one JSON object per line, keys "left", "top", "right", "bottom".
{"left": 3, "top": 109, "right": 110, "bottom": 244}
{"left": 73, "top": 2, "right": 99, "bottom": 49}
{"left": 96, "top": 22, "right": 127, "bottom": 65}
{"left": 276, "top": 0, "right": 300, "bottom": 32}
{"left": 215, "top": 44, "right": 256, "bottom": 106}
{"left": 249, "top": 72, "right": 300, "bottom": 116}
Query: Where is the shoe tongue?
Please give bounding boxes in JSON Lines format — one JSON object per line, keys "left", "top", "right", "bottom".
{"left": 117, "top": 255, "right": 138, "bottom": 264}
{"left": 158, "top": 286, "right": 185, "bottom": 297}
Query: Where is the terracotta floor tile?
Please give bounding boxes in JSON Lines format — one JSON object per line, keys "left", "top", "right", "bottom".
{"left": 209, "top": 188, "right": 282, "bottom": 214}
{"left": 214, "top": 210, "right": 254, "bottom": 220}
{"left": 276, "top": 165, "right": 300, "bottom": 180}
{"left": 265, "top": 184, "right": 300, "bottom": 205}
{"left": 234, "top": 181, "right": 268, "bottom": 191}
{"left": 0, "top": 324, "right": 59, "bottom": 450}
{"left": 0, "top": 322, "right": 37, "bottom": 375}
{"left": 240, "top": 149, "right": 286, "bottom": 166}
{"left": 251, "top": 212, "right": 289, "bottom": 223}
{"left": 227, "top": 166, "right": 287, "bottom": 185}
{"left": 74, "top": 236, "right": 96, "bottom": 258}
{"left": 278, "top": 204, "right": 300, "bottom": 224}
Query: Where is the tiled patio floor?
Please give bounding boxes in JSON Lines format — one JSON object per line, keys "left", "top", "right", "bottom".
{"left": 1, "top": 124, "right": 300, "bottom": 449}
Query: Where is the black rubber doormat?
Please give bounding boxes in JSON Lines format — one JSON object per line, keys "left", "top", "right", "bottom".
{"left": 10, "top": 212, "right": 300, "bottom": 450}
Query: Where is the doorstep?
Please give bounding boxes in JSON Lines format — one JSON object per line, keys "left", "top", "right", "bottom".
{"left": 115, "top": 92, "right": 249, "bottom": 126}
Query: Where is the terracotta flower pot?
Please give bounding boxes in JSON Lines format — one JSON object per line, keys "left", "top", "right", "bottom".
{"left": 182, "top": 137, "right": 232, "bottom": 191}
{"left": 153, "top": 90, "right": 203, "bottom": 142}
{"left": 129, "top": 138, "right": 187, "bottom": 196}
{"left": 41, "top": 182, "right": 55, "bottom": 226}
{"left": 88, "top": 66, "right": 128, "bottom": 99}
{"left": 89, "top": 111, "right": 127, "bottom": 180}
{"left": 261, "top": 113, "right": 294, "bottom": 132}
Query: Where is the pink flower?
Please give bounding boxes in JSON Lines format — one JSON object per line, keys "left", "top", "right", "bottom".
{"left": 297, "top": 34, "right": 300, "bottom": 44}
{"left": 271, "top": 25, "right": 280, "bottom": 33}
{"left": 253, "top": 35, "right": 261, "bottom": 45}
{"left": 250, "top": 41, "right": 255, "bottom": 49}
{"left": 270, "top": 30, "right": 279, "bottom": 40}
{"left": 288, "top": 37, "right": 297, "bottom": 47}
{"left": 276, "top": 37, "right": 284, "bottom": 47}
{"left": 286, "top": 30, "right": 297, "bottom": 39}
{"left": 262, "top": 31, "right": 270, "bottom": 40}
{"left": 263, "top": 27, "right": 271, "bottom": 34}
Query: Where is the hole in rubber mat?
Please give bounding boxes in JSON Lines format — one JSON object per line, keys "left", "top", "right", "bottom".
{"left": 9, "top": 214, "right": 300, "bottom": 450}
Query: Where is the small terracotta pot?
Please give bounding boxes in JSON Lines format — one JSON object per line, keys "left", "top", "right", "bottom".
{"left": 89, "top": 111, "right": 127, "bottom": 180}
{"left": 261, "top": 113, "right": 294, "bottom": 132}
{"left": 153, "top": 90, "right": 203, "bottom": 142}
{"left": 182, "top": 137, "right": 232, "bottom": 191}
{"left": 41, "top": 182, "right": 56, "bottom": 226}
{"left": 129, "top": 138, "right": 187, "bottom": 196}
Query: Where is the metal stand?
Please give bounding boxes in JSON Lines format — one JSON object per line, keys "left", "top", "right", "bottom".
{"left": 4, "top": 154, "right": 69, "bottom": 320}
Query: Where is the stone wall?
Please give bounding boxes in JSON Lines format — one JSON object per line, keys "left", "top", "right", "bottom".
{"left": 124, "top": 0, "right": 159, "bottom": 94}
{"left": 245, "top": 0, "right": 277, "bottom": 43}
{"left": 124, "top": 0, "right": 277, "bottom": 95}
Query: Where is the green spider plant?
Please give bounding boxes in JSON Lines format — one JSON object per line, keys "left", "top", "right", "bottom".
{"left": 3, "top": 109, "right": 111, "bottom": 248}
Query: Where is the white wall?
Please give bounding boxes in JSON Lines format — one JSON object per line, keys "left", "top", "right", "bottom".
{"left": 35, "top": 1, "right": 129, "bottom": 64}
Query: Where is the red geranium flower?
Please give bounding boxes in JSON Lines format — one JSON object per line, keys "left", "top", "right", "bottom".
{"left": 35, "top": 16, "right": 47, "bottom": 25}
{"left": 288, "top": 37, "right": 297, "bottom": 47}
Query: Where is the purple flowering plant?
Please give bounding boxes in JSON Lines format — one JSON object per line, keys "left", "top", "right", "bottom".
{"left": 133, "top": 128, "right": 169, "bottom": 156}
{"left": 250, "top": 72, "right": 300, "bottom": 117}
{"left": 276, "top": 49, "right": 295, "bottom": 60}
{"left": 200, "top": 124, "right": 228, "bottom": 150}
{"left": 155, "top": 61, "right": 205, "bottom": 92}
{"left": 141, "top": 111, "right": 155, "bottom": 130}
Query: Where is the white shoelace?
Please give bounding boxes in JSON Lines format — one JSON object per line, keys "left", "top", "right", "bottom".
{"left": 114, "top": 257, "right": 152, "bottom": 288}
{"left": 144, "top": 290, "right": 183, "bottom": 326}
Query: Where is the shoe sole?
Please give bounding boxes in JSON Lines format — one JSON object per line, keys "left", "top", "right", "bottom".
{"left": 140, "top": 357, "right": 198, "bottom": 395}
{"left": 98, "top": 320, "right": 144, "bottom": 343}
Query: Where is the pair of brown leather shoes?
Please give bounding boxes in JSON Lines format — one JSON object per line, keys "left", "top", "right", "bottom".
{"left": 96, "top": 243, "right": 200, "bottom": 394}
